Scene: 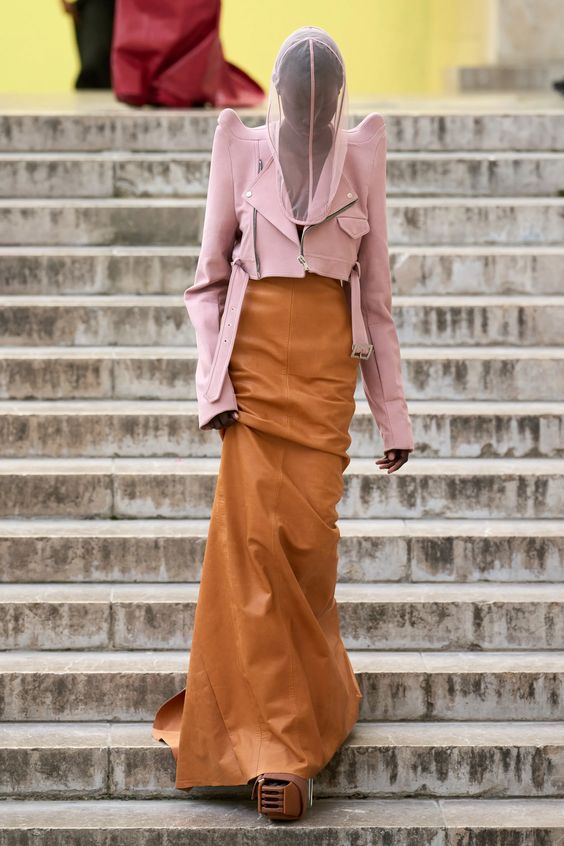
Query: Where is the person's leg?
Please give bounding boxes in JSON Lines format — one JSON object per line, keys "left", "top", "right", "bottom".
{"left": 73, "top": 0, "right": 115, "bottom": 89}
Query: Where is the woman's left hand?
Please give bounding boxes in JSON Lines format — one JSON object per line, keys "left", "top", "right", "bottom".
{"left": 375, "top": 448, "right": 411, "bottom": 474}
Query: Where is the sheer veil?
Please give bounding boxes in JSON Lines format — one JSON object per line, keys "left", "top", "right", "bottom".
{"left": 265, "top": 26, "right": 349, "bottom": 226}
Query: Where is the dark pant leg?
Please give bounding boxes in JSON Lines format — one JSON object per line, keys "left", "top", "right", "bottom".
{"left": 73, "top": 0, "right": 116, "bottom": 89}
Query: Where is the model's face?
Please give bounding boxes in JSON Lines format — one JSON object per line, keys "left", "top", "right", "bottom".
{"left": 277, "top": 53, "right": 341, "bottom": 136}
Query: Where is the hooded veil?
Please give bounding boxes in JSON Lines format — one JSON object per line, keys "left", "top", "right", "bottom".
{"left": 266, "top": 26, "right": 349, "bottom": 226}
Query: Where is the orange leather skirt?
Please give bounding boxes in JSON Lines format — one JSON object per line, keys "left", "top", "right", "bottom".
{"left": 152, "top": 272, "right": 363, "bottom": 789}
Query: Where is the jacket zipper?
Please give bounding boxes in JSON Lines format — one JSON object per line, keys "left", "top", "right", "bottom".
{"left": 252, "top": 157, "right": 263, "bottom": 278}
{"left": 297, "top": 197, "right": 358, "bottom": 271}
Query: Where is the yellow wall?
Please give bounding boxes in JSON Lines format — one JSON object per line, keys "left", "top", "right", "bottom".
{"left": 0, "top": 0, "right": 490, "bottom": 96}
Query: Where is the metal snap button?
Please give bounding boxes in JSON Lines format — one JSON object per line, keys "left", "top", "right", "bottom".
{"left": 347, "top": 192, "right": 353, "bottom": 198}
{"left": 245, "top": 190, "right": 252, "bottom": 197}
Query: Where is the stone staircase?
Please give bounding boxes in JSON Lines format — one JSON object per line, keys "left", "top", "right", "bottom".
{"left": 0, "top": 107, "right": 563, "bottom": 842}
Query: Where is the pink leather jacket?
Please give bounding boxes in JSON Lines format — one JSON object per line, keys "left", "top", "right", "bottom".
{"left": 184, "top": 107, "right": 414, "bottom": 452}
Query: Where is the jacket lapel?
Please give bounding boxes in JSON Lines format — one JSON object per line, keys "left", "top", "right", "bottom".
{"left": 242, "top": 148, "right": 359, "bottom": 245}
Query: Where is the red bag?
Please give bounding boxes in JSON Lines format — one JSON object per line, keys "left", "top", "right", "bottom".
{"left": 111, "top": 0, "right": 264, "bottom": 107}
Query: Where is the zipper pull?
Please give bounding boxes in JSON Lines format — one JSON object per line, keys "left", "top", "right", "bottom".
{"left": 297, "top": 254, "right": 311, "bottom": 272}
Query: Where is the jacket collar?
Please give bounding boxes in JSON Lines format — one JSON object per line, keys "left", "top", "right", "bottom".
{"left": 242, "top": 151, "right": 359, "bottom": 245}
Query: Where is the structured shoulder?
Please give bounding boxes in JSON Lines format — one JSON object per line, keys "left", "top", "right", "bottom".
{"left": 345, "top": 112, "right": 386, "bottom": 145}
{"left": 216, "top": 107, "right": 264, "bottom": 140}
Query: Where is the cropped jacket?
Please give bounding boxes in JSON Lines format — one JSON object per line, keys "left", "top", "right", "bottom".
{"left": 184, "top": 107, "right": 414, "bottom": 452}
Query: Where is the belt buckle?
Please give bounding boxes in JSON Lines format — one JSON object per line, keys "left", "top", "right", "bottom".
{"left": 351, "top": 342, "right": 373, "bottom": 359}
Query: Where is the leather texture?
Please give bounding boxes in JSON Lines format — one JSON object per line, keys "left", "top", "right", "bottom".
{"left": 152, "top": 273, "right": 363, "bottom": 787}
{"left": 184, "top": 107, "right": 414, "bottom": 452}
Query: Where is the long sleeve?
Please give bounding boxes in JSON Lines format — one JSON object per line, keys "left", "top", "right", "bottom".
{"left": 183, "top": 116, "right": 239, "bottom": 429}
{"left": 357, "top": 123, "right": 414, "bottom": 452}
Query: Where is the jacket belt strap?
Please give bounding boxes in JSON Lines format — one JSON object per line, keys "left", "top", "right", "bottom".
{"left": 204, "top": 259, "right": 249, "bottom": 402}
{"left": 348, "top": 261, "right": 374, "bottom": 359}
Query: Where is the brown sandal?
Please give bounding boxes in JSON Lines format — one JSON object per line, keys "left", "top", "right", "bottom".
{"left": 251, "top": 771, "right": 313, "bottom": 820}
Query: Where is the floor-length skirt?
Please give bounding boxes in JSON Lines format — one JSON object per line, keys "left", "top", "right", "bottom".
{"left": 152, "top": 271, "right": 363, "bottom": 789}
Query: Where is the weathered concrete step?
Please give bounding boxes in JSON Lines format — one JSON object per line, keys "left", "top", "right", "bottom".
{"left": 2, "top": 650, "right": 564, "bottom": 722}
{"left": 393, "top": 246, "right": 564, "bottom": 296}
{"left": 1, "top": 400, "right": 562, "bottom": 459}
{"left": 1, "top": 517, "right": 561, "bottom": 585}
{"left": 0, "top": 246, "right": 200, "bottom": 296}
{"left": 1, "top": 346, "right": 563, "bottom": 400}
{"left": 0, "top": 153, "right": 211, "bottom": 199}
{"left": 3, "top": 798, "right": 564, "bottom": 844}
{"left": 0, "top": 457, "right": 562, "bottom": 520}
{"left": 1, "top": 246, "right": 562, "bottom": 296}
{"left": 1, "top": 582, "right": 563, "bottom": 650}
{"left": 0, "top": 198, "right": 563, "bottom": 246}
{"left": 3, "top": 152, "right": 564, "bottom": 198}
{"left": 2, "top": 110, "right": 563, "bottom": 152}
{"left": 2, "top": 294, "right": 563, "bottom": 347}
{"left": 389, "top": 152, "right": 564, "bottom": 196}
{"left": 1, "top": 720, "right": 563, "bottom": 798}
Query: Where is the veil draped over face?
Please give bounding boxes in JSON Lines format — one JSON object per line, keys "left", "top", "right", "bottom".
{"left": 265, "top": 26, "right": 349, "bottom": 226}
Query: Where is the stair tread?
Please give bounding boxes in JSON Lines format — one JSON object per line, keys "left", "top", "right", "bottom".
{"left": 2, "top": 649, "right": 564, "bottom": 673}
{"left": 1, "top": 398, "right": 563, "bottom": 414}
{"left": 1, "top": 243, "right": 563, "bottom": 254}
{"left": 2, "top": 720, "right": 564, "bottom": 747}
{"left": 0, "top": 516, "right": 561, "bottom": 536}
{"left": 2, "top": 581, "right": 564, "bottom": 602}
{"left": 1, "top": 344, "right": 562, "bottom": 358}
{"left": 2, "top": 294, "right": 564, "bottom": 305}
{"left": 1, "top": 456, "right": 562, "bottom": 474}
{"left": 1, "top": 797, "right": 563, "bottom": 829}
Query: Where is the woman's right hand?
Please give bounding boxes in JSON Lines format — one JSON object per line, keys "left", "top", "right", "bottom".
{"left": 204, "top": 410, "right": 239, "bottom": 431}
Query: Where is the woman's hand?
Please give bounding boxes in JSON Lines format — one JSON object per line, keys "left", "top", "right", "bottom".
{"left": 204, "top": 410, "right": 239, "bottom": 431}
{"left": 376, "top": 448, "right": 411, "bottom": 474}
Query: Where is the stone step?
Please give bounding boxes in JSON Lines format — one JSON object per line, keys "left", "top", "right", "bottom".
{"left": 1, "top": 346, "right": 562, "bottom": 400}
{"left": 2, "top": 400, "right": 562, "bottom": 459}
{"left": 1, "top": 110, "right": 563, "bottom": 152}
{"left": 0, "top": 153, "right": 211, "bottom": 199}
{"left": 0, "top": 457, "right": 562, "bottom": 520}
{"left": 2, "top": 294, "right": 563, "bottom": 347}
{"left": 1, "top": 246, "right": 562, "bottom": 296}
{"left": 1, "top": 517, "right": 561, "bottom": 585}
{"left": 2, "top": 152, "right": 564, "bottom": 198}
{"left": 1, "top": 582, "right": 563, "bottom": 650}
{"left": 2, "top": 798, "right": 564, "bottom": 844}
{"left": 1, "top": 720, "right": 563, "bottom": 798}
{"left": 0, "top": 198, "right": 563, "bottom": 246}
{"left": 2, "top": 650, "right": 563, "bottom": 722}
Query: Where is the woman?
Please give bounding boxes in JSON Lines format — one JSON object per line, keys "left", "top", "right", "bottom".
{"left": 152, "top": 25, "right": 414, "bottom": 821}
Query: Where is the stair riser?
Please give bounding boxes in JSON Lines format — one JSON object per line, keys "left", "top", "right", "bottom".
{"left": 0, "top": 821, "right": 562, "bottom": 846}
{"left": 0, "top": 470, "right": 561, "bottom": 520}
{"left": 0, "top": 826, "right": 447, "bottom": 846}
{"left": 2, "top": 303, "right": 562, "bottom": 346}
{"left": 1, "top": 252, "right": 562, "bottom": 296}
{"left": 0, "top": 206, "right": 204, "bottom": 247}
{"left": 3, "top": 157, "right": 564, "bottom": 199}
{"left": 2, "top": 599, "right": 563, "bottom": 650}
{"left": 2, "top": 532, "right": 561, "bottom": 584}
{"left": 1, "top": 410, "right": 562, "bottom": 458}
{"left": 0, "top": 203, "right": 562, "bottom": 246}
{"left": 0, "top": 252, "right": 199, "bottom": 296}
{"left": 2, "top": 113, "right": 563, "bottom": 152}
{"left": 389, "top": 158, "right": 564, "bottom": 197}
{"left": 1, "top": 742, "right": 561, "bottom": 799}
{"left": 1, "top": 669, "right": 563, "bottom": 722}
{"left": 1, "top": 357, "right": 562, "bottom": 400}
{"left": 0, "top": 159, "right": 210, "bottom": 199}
